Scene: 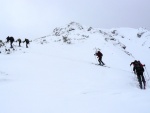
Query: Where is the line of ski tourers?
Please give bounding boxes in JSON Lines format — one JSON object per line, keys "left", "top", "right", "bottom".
{"left": 0, "top": 36, "right": 31, "bottom": 52}
{"left": 94, "top": 50, "right": 148, "bottom": 89}
{"left": 0, "top": 37, "right": 148, "bottom": 89}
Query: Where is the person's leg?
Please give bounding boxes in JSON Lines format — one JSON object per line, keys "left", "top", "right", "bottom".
{"left": 101, "top": 60, "right": 105, "bottom": 65}
{"left": 137, "top": 73, "right": 142, "bottom": 89}
{"left": 141, "top": 72, "right": 146, "bottom": 89}
{"left": 26, "top": 42, "right": 29, "bottom": 48}
{"left": 100, "top": 57, "right": 105, "bottom": 65}
{"left": 10, "top": 42, "right": 12, "bottom": 48}
{"left": 133, "top": 67, "right": 136, "bottom": 74}
{"left": 98, "top": 58, "right": 101, "bottom": 65}
{"left": 98, "top": 57, "right": 104, "bottom": 65}
{"left": 10, "top": 41, "right": 13, "bottom": 48}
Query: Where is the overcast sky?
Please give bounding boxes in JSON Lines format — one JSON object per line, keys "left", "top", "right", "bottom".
{"left": 0, "top": 0, "right": 150, "bottom": 40}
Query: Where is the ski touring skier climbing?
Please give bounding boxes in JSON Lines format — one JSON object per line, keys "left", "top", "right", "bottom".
{"left": 6, "top": 36, "right": 14, "bottom": 48}
{"left": 130, "top": 60, "right": 138, "bottom": 74}
{"left": 16, "top": 38, "right": 22, "bottom": 47}
{"left": 130, "top": 60, "right": 146, "bottom": 89}
{"left": 94, "top": 49, "right": 105, "bottom": 66}
{"left": 23, "top": 38, "right": 30, "bottom": 48}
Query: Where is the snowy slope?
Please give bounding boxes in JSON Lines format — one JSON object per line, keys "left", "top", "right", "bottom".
{"left": 0, "top": 22, "right": 150, "bottom": 113}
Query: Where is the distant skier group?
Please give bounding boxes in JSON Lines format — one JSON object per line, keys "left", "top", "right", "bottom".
{"left": 94, "top": 49, "right": 147, "bottom": 90}
{"left": 6, "top": 36, "right": 30, "bottom": 48}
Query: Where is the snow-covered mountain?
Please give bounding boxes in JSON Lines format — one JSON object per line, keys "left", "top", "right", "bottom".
{"left": 0, "top": 22, "right": 150, "bottom": 113}
{"left": 34, "top": 22, "right": 150, "bottom": 58}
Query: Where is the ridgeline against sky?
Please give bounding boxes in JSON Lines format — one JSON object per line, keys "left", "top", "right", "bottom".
{"left": 0, "top": 0, "right": 150, "bottom": 40}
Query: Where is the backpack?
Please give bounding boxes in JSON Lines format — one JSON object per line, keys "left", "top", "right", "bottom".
{"left": 25, "top": 39, "right": 29, "bottom": 44}
{"left": 97, "top": 51, "right": 103, "bottom": 57}
{"left": 10, "top": 37, "right": 14, "bottom": 42}
{"left": 134, "top": 61, "right": 144, "bottom": 72}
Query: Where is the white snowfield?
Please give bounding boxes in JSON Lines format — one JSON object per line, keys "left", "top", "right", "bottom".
{"left": 0, "top": 22, "right": 150, "bottom": 113}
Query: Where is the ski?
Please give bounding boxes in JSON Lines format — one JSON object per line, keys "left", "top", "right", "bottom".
{"left": 92, "top": 63, "right": 110, "bottom": 68}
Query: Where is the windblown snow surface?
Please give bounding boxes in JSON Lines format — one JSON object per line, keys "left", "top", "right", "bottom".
{"left": 0, "top": 22, "right": 150, "bottom": 113}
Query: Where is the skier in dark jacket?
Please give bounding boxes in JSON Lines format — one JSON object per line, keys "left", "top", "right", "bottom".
{"left": 6, "top": 36, "right": 14, "bottom": 48}
{"left": 16, "top": 38, "right": 22, "bottom": 47}
{"left": 131, "top": 60, "right": 146, "bottom": 89}
{"left": 130, "top": 60, "right": 138, "bottom": 74}
{"left": 94, "top": 50, "right": 105, "bottom": 66}
{"left": 23, "top": 38, "right": 30, "bottom": 48}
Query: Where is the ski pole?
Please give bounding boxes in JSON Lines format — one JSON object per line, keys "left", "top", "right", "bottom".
{"left": 145, "top": 66, "right": 150, "bottom": 80}
{"left": 93, "top": 48, "right": 97, "bottom": 63}
{"left": 145, "top": 66, "right": 150, "bottom": 78}
{"left": 143, "top": 72, "right": 147, "bottom": 81}
{"left": 130, "top": 66, "right": 133, "bottom": 73}
{"left": 130, "top": 66, "right": 135, "bottom": 74}
{"left": 94, "top": 54, "right": 98, "bottom": 63}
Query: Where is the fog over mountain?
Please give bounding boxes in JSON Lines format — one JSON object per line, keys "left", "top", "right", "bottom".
{"left": 1, "top": 0, "right": 150, "bottom": 40}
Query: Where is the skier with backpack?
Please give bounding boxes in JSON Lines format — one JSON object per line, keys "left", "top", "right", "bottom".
{"left": 94, "top": 50, "right": 105, "bottom": 66}
{"left": 130, "top": 60, "right": 138, "bottom": 74}
{"left": 130, "top": 60, "right": 146, "bottom": 89}
{"left": 6, "top": 36, "right": 14, "bottom": 48}
{"left": 16, "top": 38, "right": 22, "bottom": 47}
{"left": 23, "top": 38, "right": 30, "bottom": 48}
